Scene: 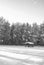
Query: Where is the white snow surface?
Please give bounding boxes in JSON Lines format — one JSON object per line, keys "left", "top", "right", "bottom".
{"left": 0, "top": 51, "right": 43, "bottom": 62}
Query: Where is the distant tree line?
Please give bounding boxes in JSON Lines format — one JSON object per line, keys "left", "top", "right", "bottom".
{"left": 0, "top": 17, "right": 44, "bottom": 46}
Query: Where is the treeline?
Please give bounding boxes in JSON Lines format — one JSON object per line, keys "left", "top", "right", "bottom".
{"left": 0, "top": 17, "right": 44, "bottom": 46}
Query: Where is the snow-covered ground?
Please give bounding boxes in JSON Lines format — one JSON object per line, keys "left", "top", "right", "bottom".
{"left": 0, "top": 46, "right": 44, "bottom": 65}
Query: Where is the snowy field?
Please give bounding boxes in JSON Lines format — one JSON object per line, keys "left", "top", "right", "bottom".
{"left": 0, "top": 46, "right": 44, "bottom": 65}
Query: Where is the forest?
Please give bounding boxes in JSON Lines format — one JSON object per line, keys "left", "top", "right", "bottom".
{"left": 0, "top": 17, "right": 44, "bottom": 46}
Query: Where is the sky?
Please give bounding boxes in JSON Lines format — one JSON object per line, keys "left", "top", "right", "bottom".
{"left": 0, "top": 0, "right": 44, "bottom": 25}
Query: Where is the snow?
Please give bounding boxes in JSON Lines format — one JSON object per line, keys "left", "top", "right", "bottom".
{"left": 0, "top": 51, "right": 43, "bottom": 62}
{"left": 0, "top": 56, "right": 13, "bottom": 62}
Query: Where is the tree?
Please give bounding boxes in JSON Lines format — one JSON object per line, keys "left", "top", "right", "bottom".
{"left": 1, "top": 21, "right": 10, "bottom": 45}
{"left": 0, "top": 17, "right": 10, "bottom": 45}
{"left": 38, "top": 23, "right": 44, "bottom": 45}
{"left": 14, "top": 23, "right": 26, "bottom": 45}
{"left": 40, "top": 23, "right": 44, "bottom": 34}
{"left": 10, "top": 23, "right": 15, "bottom": 44}
{"left": 32, "top": 23, "right": 39, "bottom": 35}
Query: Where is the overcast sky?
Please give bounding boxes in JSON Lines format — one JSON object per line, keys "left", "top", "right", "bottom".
{"left": 0, "top": 0, "right": 44, "bottom": 25}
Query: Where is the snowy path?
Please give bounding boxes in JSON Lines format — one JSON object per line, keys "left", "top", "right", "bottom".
{"left": 0, "top": 46, "right": 44, "bottom": 65}
{"left": 0, "top": 51, "right": 43, "bottom": 62}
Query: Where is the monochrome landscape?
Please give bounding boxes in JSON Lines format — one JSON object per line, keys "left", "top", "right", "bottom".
{"left": 0, "top": 0, "right": 44, "bottom": 65}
